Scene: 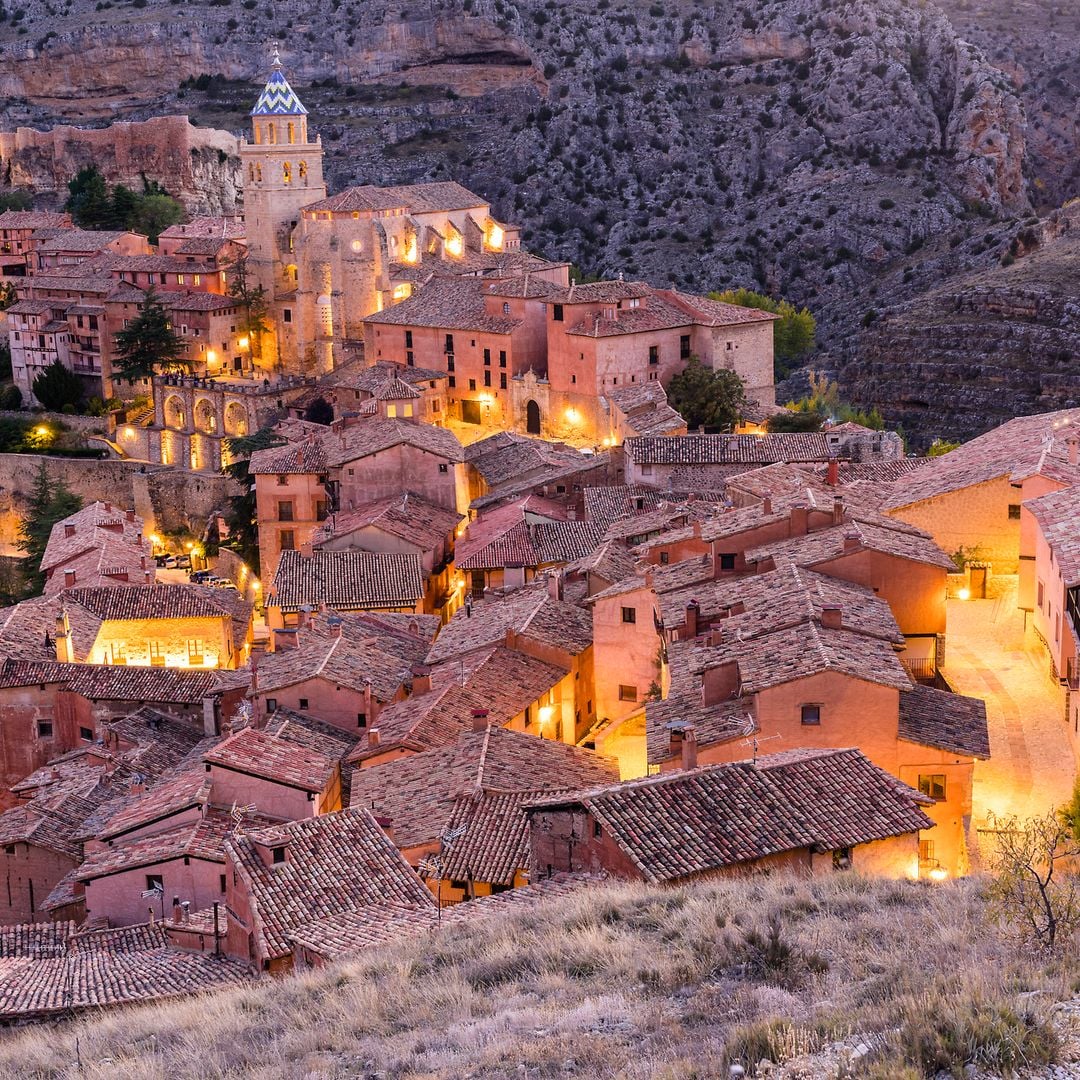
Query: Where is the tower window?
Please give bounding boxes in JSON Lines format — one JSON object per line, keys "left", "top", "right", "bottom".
{"left": 282, "top": 162, "right": 292, "bottom": 185}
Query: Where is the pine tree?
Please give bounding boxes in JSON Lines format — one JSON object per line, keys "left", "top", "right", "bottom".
{"left": 66, "top": 166, "right": 115, "bottom": 230}
{"left": 17, "top": 463, "right": 83, "bottom": 596}
{"left": 32, "top": 359, "right": 84, "bottom": 412}
{"left": 112, "top": 288, "right": 190, "bottom": 382}
{"left": 666, "top": 357, "right": 746, "bottom": 433}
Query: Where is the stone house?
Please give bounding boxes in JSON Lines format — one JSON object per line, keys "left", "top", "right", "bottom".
{"left": 0, "top": 209, "right": 72, "bottom": 276}
{"left": 527, "top": 747, "right": 934, "bottom": 883}
{"left": 6, "top": 299, "right": 71, "bottom": 405}
{"left": 321, "top": 360, "right": 449, "bottom": 426}
{"left": 223, "top": 808, "right": 435, "bottom": 972}
{"left": 31, "top": 229, "right": 150, "bottom": 274}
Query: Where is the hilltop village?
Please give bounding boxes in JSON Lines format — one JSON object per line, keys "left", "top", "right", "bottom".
{"left": 0, "top": 60, "right": 1075, "bottom": 1020}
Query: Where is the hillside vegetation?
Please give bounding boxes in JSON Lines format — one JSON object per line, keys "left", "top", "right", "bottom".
{"left": 2, "top": 874, "right": 1079, "bottom": 1079}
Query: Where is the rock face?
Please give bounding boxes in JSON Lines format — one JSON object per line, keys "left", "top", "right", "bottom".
{"left": 845, "top": 205, "right": 1080, "bottom": 445}
{"left": 0, "top": 0, "right": 1035, "bottom": 352}
{"left": 0, "top": 116, "right": 241, "bottom": 215}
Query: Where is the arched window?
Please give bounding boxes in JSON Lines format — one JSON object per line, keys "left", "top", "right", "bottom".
{"left": 267, "top": 124, "right": 276, "bottom": 145}
{"left": 299, "top": 160, "right": 308, "bottom": 180}
{"left": 287, "top": 122, "right": 296, "bottom": 144}
{"left": 255, "top": 163, "right": 263, "bottom": 182}
{"left": 282, "top": 162, "right": 292, "bottom": 185}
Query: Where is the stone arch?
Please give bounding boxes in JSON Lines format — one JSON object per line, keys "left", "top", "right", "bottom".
{"left": 282, "top": 161, "right": 292, "bottom": 185}
{"left": 224, "top": 400, "right": 249, "bottom": 437}
{"left": 526, "top": 399, "right": 542, "bottom": 435}
{"left": 194, "top": 397, "right": 217, "bottom": 434}
{"left": 164, "top": 394, "right": 186, "bottom": 430}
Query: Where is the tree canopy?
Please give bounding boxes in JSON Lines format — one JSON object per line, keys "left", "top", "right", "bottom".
{"left": 65, "top": 166, "right": 186, "bottom": 242}
{"left": 709, "top": 287, "right": 816, "bottom": 379}
{"left": 666, "top": 356, "right": 747, "bottom": 433}
{"left": 225, "top": 253, "right": 271, "bottom": 368}
{"left": 112, "top": 289, "right": 191, "bottom": 382}
{"left": 17, "top": 463, "right": 83, "bottom": 596}
{"left": 32, "top": 360, "right": 84, "bottom": 412}
{"left": 220, "top": 428, "right": 287, "bottom": 574}
{"left": 770, "top": 372, "right": 885, "bottom": 432}
{"left": 304, "top": 396, "right": 334, "bottom": 425}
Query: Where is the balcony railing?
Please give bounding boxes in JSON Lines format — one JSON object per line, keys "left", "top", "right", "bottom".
{"left": 901, "top": 657, "right": 937, "bottom": 683}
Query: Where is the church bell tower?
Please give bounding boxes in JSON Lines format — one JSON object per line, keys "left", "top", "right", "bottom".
{"left": 239, "top": 47, "right": 326, "bottom": 365}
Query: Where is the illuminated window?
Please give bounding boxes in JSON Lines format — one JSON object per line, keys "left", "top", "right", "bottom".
{"left": 282, "top": 162, "right": 292, "bottom": 184}
{"left": 299, "top": 161, "right": 308, "bottom": 179}
{"left": 918, "top": 774, "right": 947, "bottom": 801}
{"left": 188, "top": 639, "right": 205, "bottom": 666}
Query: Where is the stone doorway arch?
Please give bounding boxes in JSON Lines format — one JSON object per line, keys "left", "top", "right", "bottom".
{"left": 526, "top": 399, "right": 541, "bottom": 435}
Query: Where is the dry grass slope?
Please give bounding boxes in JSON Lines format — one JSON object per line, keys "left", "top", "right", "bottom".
{"left": 1, "top": 874, "right": 1077, "bottom": 1079}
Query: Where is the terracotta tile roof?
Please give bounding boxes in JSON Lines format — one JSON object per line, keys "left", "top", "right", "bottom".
{"left": 97, "top": 767, "right": 211, "bottom": 841}
{"left": 662, "top": 289, "right": 782, "bottom": 327}
{"left": 744, "top": 518, "right": 956, "bottom": 572}
{"left": 74, "top": 810, "right": 247, "bottom": 880}
{"left": 324, "top": 359, "right": 447, "bottom": 392}
{"left": 884, "top": 410, "right": 1080, "bottom": 510}
{"left": 0, "top": 658, "right": 79, "bottom": 689}
{"left": 1024, "top": 484, "right": 1080, "bottom": 587}
{"left": 0, "top": 923, "right": 75, "bottom": 958}
{"left": 43, "top": 537, "right": 155, "bottom": 595}
{"left": 304, "top": 181, "right": 486, "bottom": 215}
{"left": 626, "top": 433, "right": 835, "bottom": 466}
{"left": 247, "top": 433, "right": 325, "bottom": 475}
{"left": 365, "top": 277, "right": 519, "bottom": 334}
{"left": 563, "top": 538, "right": 640, "bottom": 584}
{"left": 269, "top": 549, "right": 424, "bottom": 612}
{"left": 608, "top": 381, "right": 687, "bottom": 436}
{"left": 440, "top": 789, "right": 549, "bottom": 885}
{"left": 585, "top": 553, "right": 715, "bottom": 603}
{"left": 426, "top": 579, "right": 593, "bottom": 664}
{"left": 62, "top": 664, "right": 226, "bottom": 703}
{"left": 159, "top": 217, "right": 245, "bottom": 241}
{"left": 482, "top": 276, "right": 561, "bottom": 299}
{"left": 583, "top": 485, "right": 674, "bottom": 525}
{"left": 350, "top": 725, "right": 618, "bottom": 850}
{"left": 0, "top": 210, "right": 70, "bottom": 231}
{"left": 898, "top": 684, "right": 990, "bottom": 758}
{"left": 806, "top": 459, "right": 930, "bottom": 485}
{"left": 547, "top": 281, "right": 653, "bottom": 305}
{"left": 349, "top": 645, "right": 569, "bottom": 762}
{"left": 36, "top": 229, "right": 132, "bottom": 253}
{"left": 62, "top": 583, "right": 250, "bottom": 622}
{"left": 529, "top": 748, "right": 930, "bottom": 882}
{"left": 254, "top": 611, "right": 435, "bottom": 700}
{"left": 0, "top": 803, "right": 85, "bottom": 861}
{"left": 313, "top": 492, "right": 461, "bottom": 553}
{"left": 5, "top": 299, "right": 54, "bottom": 315}
{"left": 455, "top": 506, "right": 603, "bottom": 571}
{"left": 466, "top": 433, "right": 592, "bottom": 489}
{"left": 658, "top": 564, "right": 904, "bottom": 645}
{"left": 0, "top": 940, "right": 248, "bottom": 1020}
{"left": 286, "top": 874, "right": 595, "bottom": 961}
{"left": 325, "top": 416, "right": 463, "bottom": 466}
{"left": 225, "top": 808, "right": 435, "bottom": 961}
{"left": 264, "top": 708, "right": 358, "bottom": 760}
{"left": 205, "top": 728, "right": 337, "bottom": 792}
{"left": 0, "top": 593, "right": 101, "bottom": 662}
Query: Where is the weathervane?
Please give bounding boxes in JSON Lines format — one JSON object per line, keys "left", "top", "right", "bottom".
{"left": 270, "top": 42, "right": 282, "bottom": 70}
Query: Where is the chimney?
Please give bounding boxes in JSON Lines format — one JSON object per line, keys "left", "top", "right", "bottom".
{"left": 471, "top": 708, "right": 489, "bottom": 732}
{"left": 368, "top": 728, "right": 381, "bottom": 747}
{"left": 250, "top": 654, "right": 258, "bottom": 693}
{"left": 762, "top": 496, "right": 772, "bottom": 516}
{"left": 298, "top": 606, "right": 312, "bottom": 630}
{"left": 826, "top": 457, "right": 839, "bottom": 486}
{"left": 411, "top": 663, "right": 432, "bottom": 695}
{"left": 790, "top": 505, "right": 808, "bottom": 536}
{"left": 171, "top": 897, "right": 182, "bottom": 923}
{"left": 821, "top": 605, "right": 842, "bottom": 630}
{"left": 842, "top": 531, "right": 860, "bottom": 553}
{"left": 299, "top": 541, "right": 313, "bottom": 558}
{"left": 1069, "top": 434, "right": 1079, "bottom": 466}
{"left": 126, "top": 509, "right": 136, "bottom": 522}
{"left": 63, "top": 569, "right": 75, "bottom": 587}
{"left": 130, "top": 778, "right": 146, "bottom": 797}
{"left": 681, "top": 726, "right": 698, "bottom": 771}
{"left": 685, "top": 599, "right": 700, "bottom": 639}
{"left": 832, "top": 495, "right": 845, "bottom": 525}
{"left": 63, "top": 523, "right": 76, "bottom": 537}
{"left": 701, "top": 659, "right": 740, "bottom": 705}
{"left": 692, "top": 519, "right": 702, "bottom": 539}
{"left": 103, "top": 502, "right": 111, "bottom": 512}
{"left": 547, "top": 571, "right": 564, "bottom": 601}
{"left": 374, "top": 814, "right": 394, "bottom": 843}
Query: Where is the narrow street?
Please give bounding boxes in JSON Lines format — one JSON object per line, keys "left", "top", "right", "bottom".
{"left": 942, "top": 582, "right": 1077, "bottom": 831}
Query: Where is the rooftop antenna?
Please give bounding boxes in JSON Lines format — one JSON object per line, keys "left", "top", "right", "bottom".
{"left": 229, "top": 801, "right": 257, "bottom": 837}
{"left": 742, "top": 730, "right": 781, "bottom": 763}
{"left": 417, "top": 822, "right": 468, "bottom": 927}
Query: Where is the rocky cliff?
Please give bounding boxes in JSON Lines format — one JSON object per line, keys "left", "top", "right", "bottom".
{"left": 845, "top": 203, "right": 1080, "bottom": 445}
{"left": 0, "top": 116, "right": 241, "bottom": 215}
{"left": 0, "top": 0, "right": 1037, "bottom": 351}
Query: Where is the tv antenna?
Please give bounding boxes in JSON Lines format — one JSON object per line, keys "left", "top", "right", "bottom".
{"left": 417, "top": 823, "right": 468, "bottom": 927}
{"left": 742, "top": 731, "right": 781, "bottom": 763}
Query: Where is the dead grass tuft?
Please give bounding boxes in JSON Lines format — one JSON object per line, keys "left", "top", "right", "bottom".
{"left": 0, "top": 874, "right": 1074, "bottom": 1078}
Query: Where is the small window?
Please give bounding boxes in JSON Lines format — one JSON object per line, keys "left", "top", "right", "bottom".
{"left": 272, "top": 847, "right": 286, "bottom": 864}
{"left": 832, "top": 847, "right": 852, "bottom": 870}
{"left": 621, "top": 606, "right": 636, "bottom": 624}
{"left": 484, "top": 370, "right": 491, "bottom": 388}
{"left": 283, "top": 309, "right": 293, "bottom": 324}
{"left": 449, "top": 878, "right": 468, "bottom": 891}
{"left": 79, "top": 726, "right": 94, "bottom": 741}
{"left": 277, "top": 500, "right": 294, "bottom": 522}
{"left": 592, "top": 819, "right": 602, "bottom": 839}
{"left": 444, "top": 333, "right": 454, "bottom": 353}
{"left": 299, "top": 698, "right": 309, "bottom": 710}
{"left": 280, "top": 529, "right": 295, "bottom": 551}
{"left": 719, "top": 553, "right": 736, "bottom": 571}
{"left": 1008, "top": 504, "right": 1021, "bottom": 520}
{"left": 618, "top": 684, "right": 638, "bottom": 702}
{"left": 499, "top": 350, "right": 507, "bottom": 367}
{"left": 659, "top": 551, "right": 670, "bottom": 565}
{"left": 145, "top": 874, "right": 163, "bottom": 892}
{"left": 1038, "top": 581, "right": 1045, "bottom": 609}
{"left": 483, "top": 348, "right": 491, "bottom": 366}
{"left": 469, "top": 378, "right": 476, "bottom": 391}
{"left": 276, "top": 474, "right": 288, "bottom": 486}
{"left": 800, "top": 704, "right": 821, "bottom": 726}
{"left": 439, "top": 463, "right": 449, "bottom": 474}
{"left": 405, "top": 330, "right": 413, "bottom": 348}
{"left": 680, "top": 334, "right": 691, "bottom": 359}
{"left": 266, "top": 698, "right": 277, "bottom": 712}
{"left": 3, "top": 845, "right": 14, "bottom": 856}
{"left": 500, "top": 373, "right": 507, "bottom": 390}
{"left": 553, "top": 304, "right": 564, "bottom": 322}
{"left": 220, "top": 874, "right": 227, "bottom": 893}
{"left": 648, "top": 345, "right": 659, "bottom": 366}
{"left": 36, "top": 720, "right": 53, "bottom": 738}
{"left": 919, "top": 837, "right": 935, "bottom": 864}
{"left": 918, "top": 774, "right": 947, "bottom": 801}
{"left": 357, "top": 712, "right": 367, "bottom": 728}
